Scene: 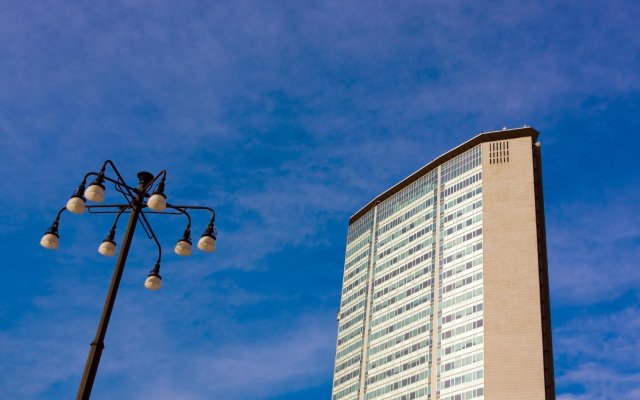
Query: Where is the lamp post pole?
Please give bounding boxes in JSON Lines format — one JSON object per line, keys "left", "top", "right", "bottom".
{"left": 40, "top": 161, "right": 218, "bottom": 399}
{"left": 77, "top": 172, "right": 153, "bottom": 400}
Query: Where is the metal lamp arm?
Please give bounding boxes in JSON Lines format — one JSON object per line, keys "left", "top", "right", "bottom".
{"left": 86, "top": 204, "right": 132, "bottom": 214}
{"left": 138, "top": 211, "right": 162, "bottom": 264}
{"left": 165, "top": 205, "right": 192, "bottom": 228}
{"left": 103, "top": 160, "right": 138, "bottom": 196}
{"left": 110, "top": 207, "right": 128, "bottom": 230}
{"left": 142, "top": 170, "right": 168, "bottom": 196}
{"left": 81, "top": 172, "right": 97, "bottom": 186}
{"left": 170, "top": 204, "right": 215, "bottom": 221}
{"left": 55, "top": 206, "right": 68, "bottom": 221}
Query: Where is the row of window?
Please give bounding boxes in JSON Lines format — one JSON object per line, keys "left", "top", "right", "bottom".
{"left": 442, "top": 213, "right": 482, "bottom": 239}
{"left": 338, "top": 325, "right": 364, "bottom": 347}
{"left": 340, "top": 298, "right": 366, "bottom": 321}
{"left": 369, "top": 324, "right": 429, "bottom": 357}
{"left": 441, "top": 199, "right": 482, "bottom": 225}
{"left": 390, "top": 386, "right": 429, "bottom": 400}
{"left": 373, "top": 252, "right": 433, "bottom": 291}
{"left": 377, "top": 170, "right": 437, "bottom": 222}
{"left": 377, "top": 210, "right": 434, "bottom": 249}
{"left": 365, "top": 371, "right": 430, "bottom": 400}
{"left": 332, "top": 381, "right": 359, "bottom": 400}
{"left": 440, "top": 369, "right": 483, "bottom": 390}
{"left": 345, "top": 234, "right": 371, "bottom": 260}
{"left": 441, "top": 171, "right": 482, "bottom": 199}
{"left": 342, "top": 272, "right": 368, "bottom": 296}
{"left": 440, "top": 256, "right": 482, "bottom": 283}
{"left": 370, "top": 310, "right": 431, "bottom": 343}
{"left": 374, "top": 267, "right": 432, "bottom": 301}
{"left": 335, "top": 353, "right": 361, "bottom": 375}
{"left": 333, "top": 366, "right": 360, "bottom": 388}
{"left": 441, "top": 227, "right": 482, "bottom": 252}
{"left": 373, "top": 265, "right": 434, "bottom": 300}
{"left": 440, "top": 287, "right": 483, "bottom": 312}
{"left": 441, "top": 242, "right": 483, "bottom": 267}
{"left": 441, "top": 272, "right": 483, "bottom": 296}
{"left": 341, "top": 285, "right": 367, "bottom": 309}
{"left": 344, "top": 249, "right": 371, "bottom": 274}
{"left": 339, "top": 311, "right": 365, "bottom": 333}
{"left": 441, "top": 333, "right": 483, "bottom": 356}
{"left": 367, "top": 355, "right": 428, "bottom": 386}
{"left": 347, "top": 209, "right": 373, "bottom": 244}
{"left": 377, "top": 197, "right": 435, "bottom": 237}
{"left": 440, "top": 351, "right": 483, "bottom": 374}
{"left": 441, "top": 145, "right": 481, "bottom": 184}
{"left": 368, "top": 339, "right": 430, "bottom": 372}
{"left": 440, "top": 387, "right": 484, "bottom": 400}
{"left": 378, "top": 223, "right": 434, "bottom": 261}
{"left": 378, "top": 183, "right": 434, "bottom": 224}
{"left": 370, "top": 294, "right": 432, "bottom": 329}
{"left": 371, "top": 278, "right": 432, "bottom": 315}
{"left": 343, "top": 259, "right": 369, "bottom": 286}
{"left": 336, "top": 339, "right": 363, "bottom": 361}
{"left": 441, "top": 303, "right": 483, "bottom": 327}
{"left": 441, "top": 318, "right": 484, "bottom": 341}
{"left": 442, "top": 186, "right": 482, "bottom": 212}
{"left": 375, "top": 239, "right": 433, "bottom": 275}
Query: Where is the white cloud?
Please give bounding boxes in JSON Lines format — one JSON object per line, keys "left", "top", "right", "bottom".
{"left": 1, "top": 1, "right": 640, "bottom": 399}
{"left": 555, "top": 307, "right": 640, "bottom": 398}
{"left": 548, "top": 184, "right": 640, "bottom": 304}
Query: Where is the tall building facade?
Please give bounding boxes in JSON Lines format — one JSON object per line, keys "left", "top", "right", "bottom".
{"left": 331, "top": 127, "right": 554, "bottom": 400}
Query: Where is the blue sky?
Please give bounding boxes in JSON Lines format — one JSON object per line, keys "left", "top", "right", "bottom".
{"left": 1, "top": 1, "right": 639, "bottom": 398}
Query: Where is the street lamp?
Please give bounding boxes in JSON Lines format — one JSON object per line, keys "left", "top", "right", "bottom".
{"left": 39, "top": 160, "right": 217, "bottom": 400}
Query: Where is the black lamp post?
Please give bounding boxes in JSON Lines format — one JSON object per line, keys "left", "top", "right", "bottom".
{"left": 39, "top": 160, "right": 217, "bottom": 400}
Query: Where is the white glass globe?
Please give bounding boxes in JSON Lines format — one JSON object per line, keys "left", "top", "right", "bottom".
{"left": 40, "top": 233, "right": 59, "bottom": 250}
{"left": 98, "top": 240, "right": 116, "bottom": 257}
{"left": 145, "top": 275, "right": 162, "bottom": 290}
{"left": 147, "top": 193, "right": 167, "bottom": 211}
{"left": 85, "top": 184, "right": 105, "bottom": 202}
{"left": 66, "top": 196, "right": 86, "bottom": 214}
{"left": 174, "top": 240, "right": 192, "bottom": 256}
{"left": 197, "top": 235, "right": 216, "bottom": 252}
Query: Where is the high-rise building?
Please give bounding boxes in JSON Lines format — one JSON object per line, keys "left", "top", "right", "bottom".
{"left": 331, "top": 127, "right": 554, "bottom": 400}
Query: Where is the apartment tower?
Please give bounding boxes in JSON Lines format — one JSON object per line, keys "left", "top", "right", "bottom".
{"left": 331, "top": 127, "right": 554, "bottom": 400}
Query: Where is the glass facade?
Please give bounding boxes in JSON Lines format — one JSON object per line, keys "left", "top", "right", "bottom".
{"left": 332, "top": 144, "right": 485, "bottom": 400}
{"left": 437, "top": 145, "right": 483, "bottom": 400}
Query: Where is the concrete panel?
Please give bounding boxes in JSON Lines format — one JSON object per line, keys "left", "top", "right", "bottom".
{"left": 482, "top": 136, "right": 546, "bottom": 399}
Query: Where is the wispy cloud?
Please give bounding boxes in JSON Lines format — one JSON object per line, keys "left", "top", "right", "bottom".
{"left": 554, "top": 307, "right": 640, "bottom": 398}
{"left": 548, "top": 184, "right": 640, "bottom": 304}
{"left": 1, "top": 0, "right": 640, "bottom": 398}
{"left": 0, "top": 259, "right": 336, "bottom": 399}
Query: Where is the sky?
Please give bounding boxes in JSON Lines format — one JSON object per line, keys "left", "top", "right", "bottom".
{"left": 0, "top": 0, "right": 639, "bottom": 399}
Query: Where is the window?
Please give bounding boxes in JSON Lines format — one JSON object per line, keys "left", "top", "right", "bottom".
{"left": 489, "top": 140, "right": 509, "bottom": 164}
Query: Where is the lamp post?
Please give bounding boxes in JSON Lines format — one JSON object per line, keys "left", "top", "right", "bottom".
{"left": 39, "top": 160, "right": 217, "bottom": 400}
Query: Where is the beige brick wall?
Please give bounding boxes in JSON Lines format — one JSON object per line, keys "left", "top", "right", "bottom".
{"left": 482, "top": 136, "right": 546, "bottom": 399}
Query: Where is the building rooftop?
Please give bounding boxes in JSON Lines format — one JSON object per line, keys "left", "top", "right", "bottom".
{"left": 348, "top": 126, "right": 540, "bottom": 225}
